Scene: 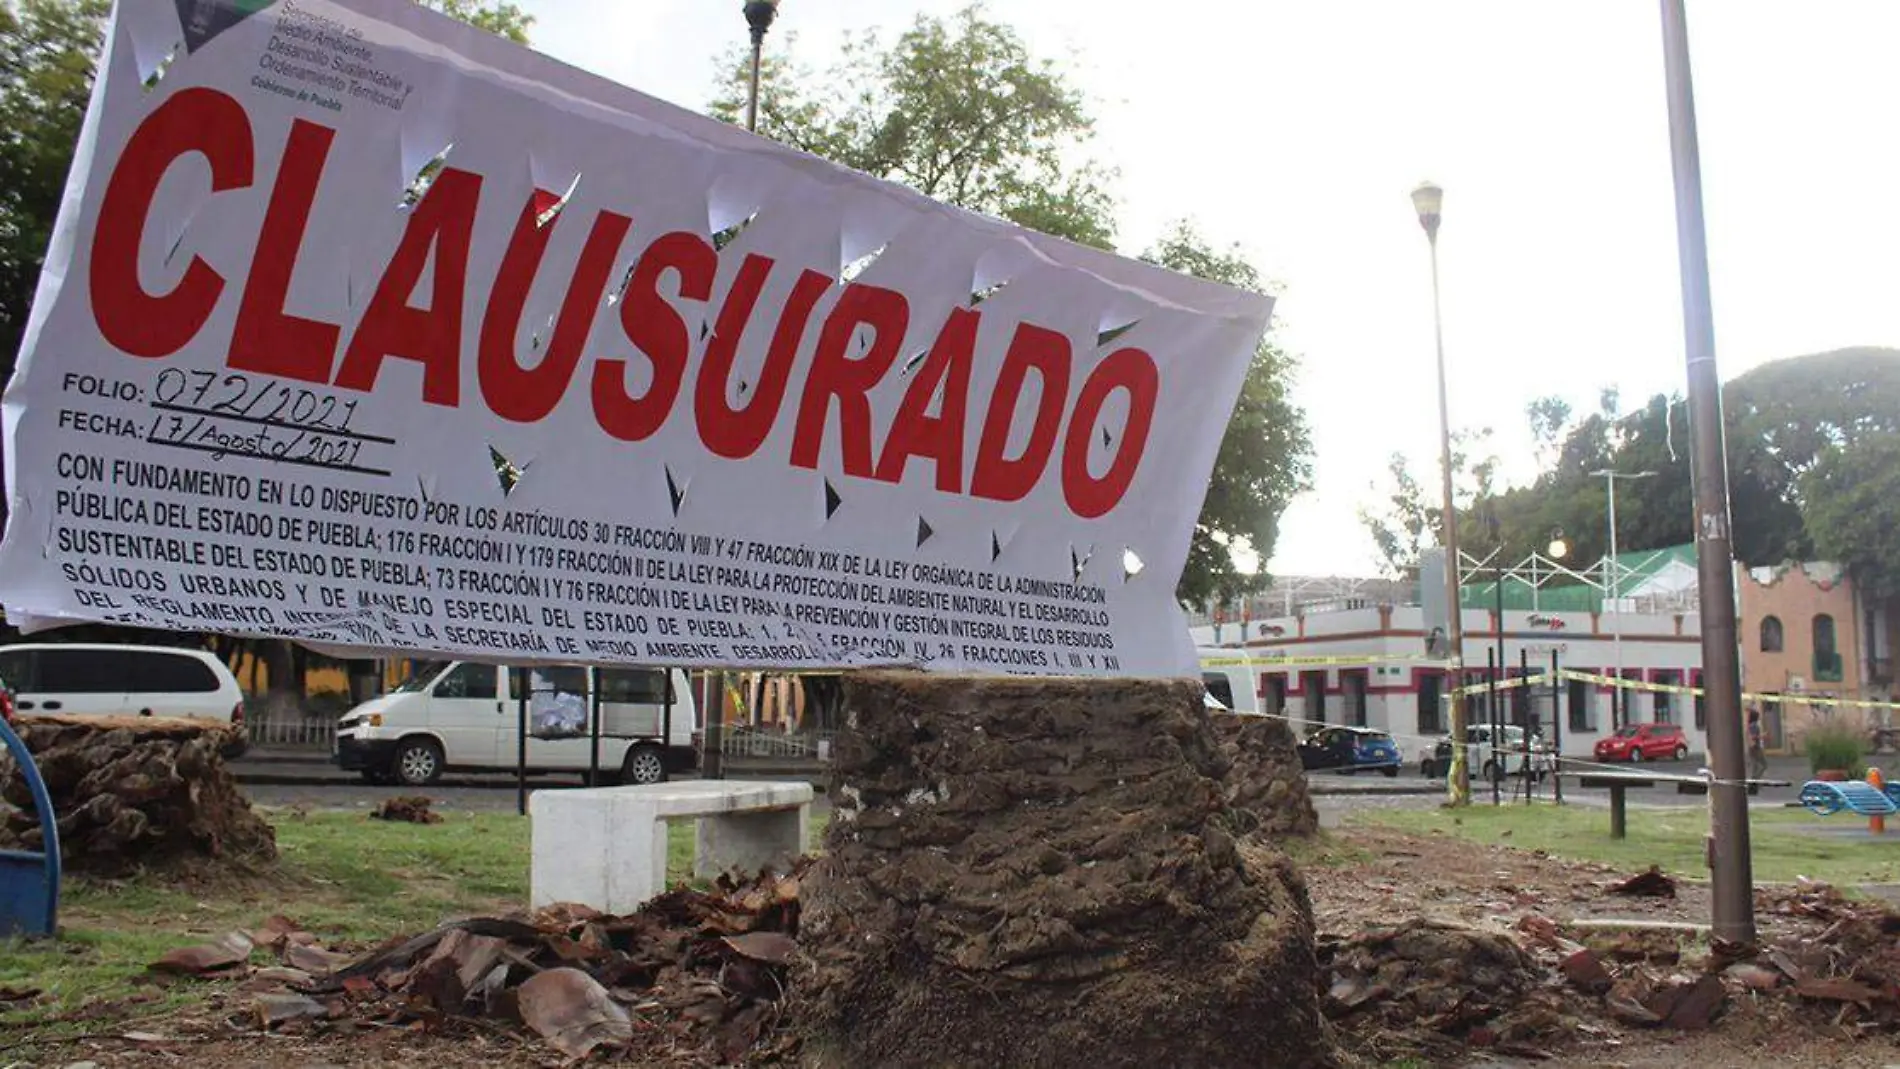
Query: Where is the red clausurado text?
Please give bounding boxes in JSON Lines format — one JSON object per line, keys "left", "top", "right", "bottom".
{"left": 85, "top": 87, "right": 1165, "bottom": 520}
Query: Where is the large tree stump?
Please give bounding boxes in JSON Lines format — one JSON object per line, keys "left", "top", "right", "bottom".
{"left": 798, "top": 672, "right": 1335, "bottom": 1069}
{"left": 1209, "top": 711, "right": 1320, "bottom": 839}
{"left": 1, "top": 716, "right": 276, "bottom": 876}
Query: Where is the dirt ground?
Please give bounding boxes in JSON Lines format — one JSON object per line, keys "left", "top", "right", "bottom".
{"left": 18, "top": 822, "right": 1900, "bottom": 1068}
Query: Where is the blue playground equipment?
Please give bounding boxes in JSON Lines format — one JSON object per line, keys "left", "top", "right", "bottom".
{"left": 1798, "top": 778, "right": 1900, "bottom": 818}
{"left": 0, "top": 716, "right": 60, "bottom": 937}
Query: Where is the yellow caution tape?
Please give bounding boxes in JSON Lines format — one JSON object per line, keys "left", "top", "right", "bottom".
{"left": 1558, "top": 669, "right": 1900, "bottom": 712}
{"left": 1200, "top": 653, "right": 1448, "bottom": 669}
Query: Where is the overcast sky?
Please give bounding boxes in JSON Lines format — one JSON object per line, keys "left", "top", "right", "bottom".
{"left": 509, "top": 0, "right": 1900, "bottom": 579}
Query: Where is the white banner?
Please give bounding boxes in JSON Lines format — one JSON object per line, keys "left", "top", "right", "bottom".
{"left": 0, "top": 0, "right": 1269, "bottom": 678}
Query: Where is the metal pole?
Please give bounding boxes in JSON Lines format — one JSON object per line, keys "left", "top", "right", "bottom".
{"left": 1521, "top": 647, "right": 1532, "bottom": 804}
{"left": 1488, "top": 646, "right": 1500, "bottom": 806}
{"left": 741, "top": 1, "right": 777, "bottom": 134}
{"left": 1659, "top": 0, "right": 1755, "bottom": 946}
{"left": 704, "top": 671, "right": 726, "bottom": 780}
{"left": 515, "top": 683, "right": 529, "bottom": 817}
{"left": 1607, "top": 474, "right": 1623, "bottom": 731}
{"left": 588, "top": 669, "right": 602, "bottom": 788}
{"left": 745, "top": 35, "right": 764, "bottom": 132}
{"left": 1552, "top": 649, "right": 1564, "bottom": 806}
{"left": 1427, "top": 230, "right": 1471, "bottom": 806}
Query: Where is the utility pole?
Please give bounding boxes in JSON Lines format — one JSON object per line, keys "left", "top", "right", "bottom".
{"left": 1659, "top": 0, "right": 1754, "bottom": 946}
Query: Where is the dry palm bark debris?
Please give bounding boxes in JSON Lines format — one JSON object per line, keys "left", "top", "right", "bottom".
{"left": 149, "top": 862, "right": 811, "bottom": 1065}
{"left": 1, "top": 715, "right": 275, "bottom": 876}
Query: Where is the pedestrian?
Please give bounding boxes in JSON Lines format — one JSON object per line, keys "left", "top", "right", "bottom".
{"left": 1746, "top": 707, "right": 1768, "bottom": 781}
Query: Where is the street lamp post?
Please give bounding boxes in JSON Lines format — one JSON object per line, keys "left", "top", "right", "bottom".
{"left": 1412, "top": 181, "right": 1470, "bottom": 806}
{"left": 1591, "top": 469, "right": 1654, "bottom": 730}
{"left": 742, "top": 0, "right": 780, "bottom": 133}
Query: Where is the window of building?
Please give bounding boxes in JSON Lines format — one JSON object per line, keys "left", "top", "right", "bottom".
{"left": 1814, "top": 614, "right": 1842, "bottom": 681}
{"left": 1759, "top": 615, "right": 1784, "bottom": 652}
{"left": 1203, "top": 673, "right": 1235, "bottom": 709}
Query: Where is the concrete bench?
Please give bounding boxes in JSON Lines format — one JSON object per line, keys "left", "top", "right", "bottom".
{"left": 529, "top": 781, "right": 814, "bottom": 914}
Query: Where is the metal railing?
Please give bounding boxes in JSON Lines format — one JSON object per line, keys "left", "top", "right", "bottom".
{"left": 247, "top": 718, "right": 337, "bottom": 750}
{"left": 717, "top": 726, "right": 835, "bottom": 760}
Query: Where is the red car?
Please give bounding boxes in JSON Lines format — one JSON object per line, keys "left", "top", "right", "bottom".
{"left": 1594, "top": 723, "right": 1689, "bottom": 763}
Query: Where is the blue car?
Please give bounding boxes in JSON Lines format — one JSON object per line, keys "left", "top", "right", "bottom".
{"left": 1298, "top": 726, "right": 1403, "bottom": 777}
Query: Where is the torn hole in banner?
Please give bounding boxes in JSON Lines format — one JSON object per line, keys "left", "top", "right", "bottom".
{"left": 822, "top": 479, "right": 843, "bottom": 521}
{"left": 969, "top": 278, "right": 1011, "bottom": 306}
{"left": 1121, "top": 547, "right": 1145, "bottom": 582}
{"left": 398, "top": 144, "right": 453, "bottom": 209}
{"left": 606, "top": 261, "right": 636, "bottom": 306}
{"left": 915, "top": 515, "right": 935, "bottom": 550}
{"left": 712, "top": 210, "right": 759, "bottom": 252}
{"left": 416, "top": 474, "right": 438, "bottom": 505}
{"left": 489, "top": 445, "right": 529, "bottom": 498}
{"left": 839, "top": 243, "right": 887, "bottom": 285}
{"left": 852, "top": 323, "right": 875, "bottom": 357}
{"left": 665, "top": 465, "right": 689, "bottom": 517}
{"left": 1071, "top": 544, "right": 1094, "bottom": 582}
{"left": 899, "top": 348, "right": 930, "bottom": 377}
{"left": 140, "top": 42, "right": 180, "bottom": 92}
{"left": 1096, "top": 318, "right": 1140, "bottom": 348}
{"left": 532, "top": 173, "right": 581, "bottom": 230}
{"left": 529, "top": 311, "right": 556, "bottom": 354}
{"left": 990, "top": 523, "right": 1020, "bottom": 564}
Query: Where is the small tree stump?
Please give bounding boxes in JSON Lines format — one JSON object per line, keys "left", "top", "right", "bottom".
{"left": 1, "top": 716, "right": 276, "bottom": 876}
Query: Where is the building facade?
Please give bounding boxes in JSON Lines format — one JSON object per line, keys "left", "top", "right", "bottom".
{"left": 1736, "top": 561, "right": 1896, "bottom": 752}
{"left": 1196, "top": 603, "right": 1705, "bottom": 760}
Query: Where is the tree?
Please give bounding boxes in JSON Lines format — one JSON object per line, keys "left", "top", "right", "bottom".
{"left": 709, "top": 4, "right": 1117, "bottom": 248}
{"left": 1801, "top": 433, "right": 1900, "bottom": 599}
{"left": 1357, "top": 428, "right": 1496, "bottom": 580}
{"left": 710, "top": 12, "right": 1309, "bottom": 607}
{"left": 417, "top": 0, "right": 531, "bottom": 44}
{"left": 1143, "top": 224, "right": 1312, "bottom": 608}
{"left": 0, "top": 0, "right": 107, "bottom": 377}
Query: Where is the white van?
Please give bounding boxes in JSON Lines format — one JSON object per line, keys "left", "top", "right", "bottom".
{"left": 0, "top": 642, "right": 246, "bottom": 725}
{"left": 1200, "top": 649, "right": 1261, "bottom": 715}
{"left": 333, "top": 661, "right": 697, "bottom": 787}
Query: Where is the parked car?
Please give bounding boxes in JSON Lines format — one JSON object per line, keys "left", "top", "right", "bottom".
{"left": 0, "top": 643, "right": 246, "bottom": 754}
{"left": 334, "top": 661, "right": 698, "bottom": 786}
{"left": 1299, "top": 726, "right": 1402, "bottom": 777}
{"left": 1419, "top": 724, "right": 1554, "bottom": 783}
{"left": 1593, "top": 722, "right": 1689, "bottom": 763}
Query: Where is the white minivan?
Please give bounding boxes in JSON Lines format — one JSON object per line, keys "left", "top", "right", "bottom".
{"left": 333, "top": 661, "right": 698, "bottom": 787}
{"left": 0, "top": 642, "right": 247, "bottom": 725}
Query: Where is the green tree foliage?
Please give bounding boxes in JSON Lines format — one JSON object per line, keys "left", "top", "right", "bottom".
{"left": 711, "top": 11, "right": 1310, "bottom": 608}
{"left": 1366, "top": 348, "right": 1900, "bottom": 584}
{"left": 1143, "top": 224, "right": 1312, "bottom": 608}
{"left": 0, "top": 0, "right": 107, "bottom": 378}
{"left": 1801, "top": 433, "right": 1900, "bottom": 598}
{"left": 709, "top": 4, "right": 1117, "bottom": 249}
{"left": 418, "top": 0, "right": 531, "bottom": 44}
{"left": 1357, "top": 428, "right": 1495, "bottom": 580}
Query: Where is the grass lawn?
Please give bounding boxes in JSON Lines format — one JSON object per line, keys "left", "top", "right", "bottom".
{"left": 1353, "top": 802, "right": 1900, "bottom": 885}
{"left": 0, "top": 806, "right": 827, "bottom": 1054}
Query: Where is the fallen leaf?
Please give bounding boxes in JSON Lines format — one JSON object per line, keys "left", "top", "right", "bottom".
{"left": 286, "top": 944, "right": 353, "bottom": 974}
{"left": 721, "top": 931, "right": 798, "bottom": 965}
{"left": 254, "top": 992, "right": 331, "bottom": 1028}
{"left": 1794, "top": 976, "right": 1882, "bottom": 1005}
{"left": 517, "top": 967, "right": 632, "bottom": 1059}
{"left": 150, "top": 932, "right": 254, "bottom": 975}
{"left": 121, "top": 1031, "right": 170, "bottom": 1043}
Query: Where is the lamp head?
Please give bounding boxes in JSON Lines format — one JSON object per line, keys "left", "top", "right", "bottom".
{"left": 744, "top": 0, "right": 779, "bottom": 42}
{"left": 1547, "top": 529, "right": 1569, "bottom": 559}
{"left": 1411, "top": 181, "right": 1443, "bottom": 238}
